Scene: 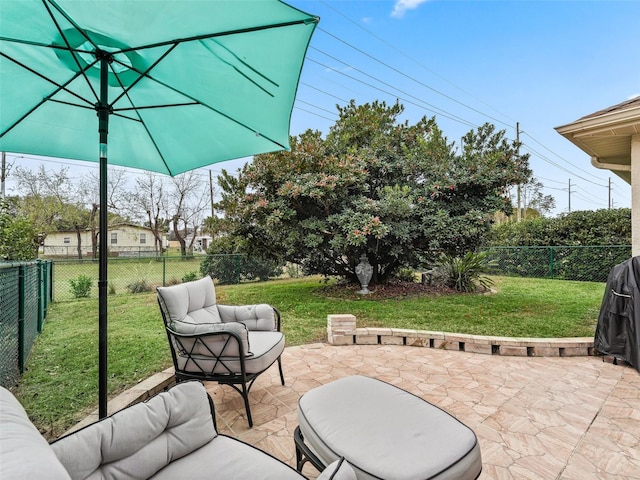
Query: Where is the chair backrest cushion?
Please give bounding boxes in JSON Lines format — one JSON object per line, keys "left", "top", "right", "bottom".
{"left": 0, "top": 386, "right": 72, "bottom": 480}
{"left": 51, "top": 381, "right": 216, "bottom": 480}
{"left": 157, "top": 276, "right": 222, "bottom": 330}
{"left": 218, "top": 303, "right": 276, "bottom": 331}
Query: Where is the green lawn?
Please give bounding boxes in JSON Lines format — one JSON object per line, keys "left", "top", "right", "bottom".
{"left": 16, "top": 275, "right": 604, "bottom": 439}
{"left": 51, "top": 256, "right": 204, "bottom": 301}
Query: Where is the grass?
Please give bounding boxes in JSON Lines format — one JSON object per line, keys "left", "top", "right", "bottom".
{"left": 52, "top": 256, "right": 203, "bottom": 300}
{"left": 15, "top": 275, "right": 604, "bottom": 439}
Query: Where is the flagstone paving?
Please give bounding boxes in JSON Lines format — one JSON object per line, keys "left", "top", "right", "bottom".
{"left": 204, "top": 343, "right": 640, "bottom": 479}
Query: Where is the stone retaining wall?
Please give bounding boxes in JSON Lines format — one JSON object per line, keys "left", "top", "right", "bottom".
{"left": 328, "top": 314, "right": 595, "bottom": 357}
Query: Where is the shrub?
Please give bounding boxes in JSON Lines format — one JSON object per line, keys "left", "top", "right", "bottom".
{"left": 435, "top": 251, "right": 496, "bottom": 293}
{"left": 127, "top": 279, "right": 152, "bottom": 294}
{"left": 200, "top": 253, "right": 283, "bottom": 285}
{"left": 200, "top": 254, "right": 242, "bottom": 284}
{"left": 69, "top": 275, "right": 93, "bottom": 298}
{"left": 394, "top": 267, "right": 417, "bottom": 283}
{"left": 182, "top": 271, "right": 198, "bottom": 283}
{"left": 108, "top": 282, "right": 116, "bottom": 295}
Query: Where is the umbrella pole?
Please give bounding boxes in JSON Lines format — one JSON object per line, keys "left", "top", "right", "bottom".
{"left": 97, "top": 52, "right": 110, "bottom": 419}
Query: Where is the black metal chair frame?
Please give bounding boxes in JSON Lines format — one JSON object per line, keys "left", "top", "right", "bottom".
{"left": 294, "top": 426, "right": 326, "bottom": 473}
{"left": 158, "top": 296, "right": 284, "bottom": 427}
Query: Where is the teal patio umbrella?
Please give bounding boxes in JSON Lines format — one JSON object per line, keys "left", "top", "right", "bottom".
{"left": 0, "top": 0, "right": 318, "bottom": 417}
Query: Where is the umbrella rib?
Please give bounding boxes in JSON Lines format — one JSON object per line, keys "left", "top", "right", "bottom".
{"left": 124, "top": 71, "right": 288, "bottom": 151}
{"left": 198, "top": 40, "right": 275, "bottom": 98}
{"left": 0, "top": 52, "right": 95, "bottom": 138}
{"left": 118, "top": 18, "right": 318, "bottom": 54}
{"left": 43, "top": 0, "right": 100, "bottom": 104}
{"left": 114, "top": 102, "right": 199, "bottom": 112}
{"left": 46, "top": 0, "right": 95, "bottom": 46}
{"left": 109, "top": 43, "right": 179, "bottom": 108}
{"left": 106, "top": 44, "right": 285, "bottom": 150}
{"left": 109, "top": 68, "right": 171, "bottom": 173}
{"left": 207, "top": 38, "right": 279, "bottom": 88}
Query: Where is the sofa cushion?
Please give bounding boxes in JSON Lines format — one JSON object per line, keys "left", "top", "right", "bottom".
{"left": 218, "top": 303, "right": 276, "bottom": 331}
{"left": 171, "top": 321, "right": 252, "bottom": 358}
{"left": 0, "top": 387, "right": 71, "bottom": 480}
{"left": 176, "top": 331, "right": 284, "bottom": 375}
{"left": 152, "top": 435, "right": 304, "bottom": 479}
{"left": 157, "top": 276, "right": 222, "bottom": 328}
{"left": 51, "top": 381, "right": 216, "bottom": 480}
{"left": 297, "top": 375, "right": 482, "bottom": 480}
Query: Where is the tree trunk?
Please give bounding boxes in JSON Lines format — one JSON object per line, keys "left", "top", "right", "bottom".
{"left": 172, "top": 215, "right": 187, "bottom": 257}
{"left": 90, "top": 203, "right": 98, "bottom": 259}
{"left": 74, "top": 226, "right": 83, "bottom": 259}
{"left": 147, "top": 210, "right": 164, "bottom": 255}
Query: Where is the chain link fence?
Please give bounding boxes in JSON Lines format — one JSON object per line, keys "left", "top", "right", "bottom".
{"left": 50, "top": 255, "right": 250, "bottom": 301}
{"left": 0, "top": 260, "right": 53, "bottom": 388}
{"left": 484, "top": 245, "right": 631, "bottom": 283}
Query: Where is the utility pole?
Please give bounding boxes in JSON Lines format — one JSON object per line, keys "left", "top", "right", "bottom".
{"left": 208, "top": 169, "right": 215, "bottom": 218}
{"left": 568, "top": 179, "right": 572, "bottom": 212}
{"left": 608, "top": 177, "right": 612, "bottom": 209}
{"left": 1, "top": 151, "right": 6, "bottom": 198}
{"left": 516, "top": 122, "right": 521, "bottom": 222}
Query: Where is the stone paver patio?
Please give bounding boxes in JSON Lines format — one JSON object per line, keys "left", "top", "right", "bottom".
{"left": 204, "top": 343, "right": 640, "bottom": 479}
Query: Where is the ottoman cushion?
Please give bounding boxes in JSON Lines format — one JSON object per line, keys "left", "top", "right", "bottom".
{"left": 297, "top": 375, "right": 481, "bottom": 480}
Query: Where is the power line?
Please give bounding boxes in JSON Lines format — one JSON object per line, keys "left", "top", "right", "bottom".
{"left": 293, "top": 104, "right": 336, "bottom": 122}
{"left": 317, "top": 27, "right": 512, "bottom": 129}
{"left": 536, "top": 175, "right": 566, "bottom": 185}
{"left": 522, "top": 131, "right": 605, "bottom": 182}
{"left": 300, "top": 81, "right": 349, "bottom": 103}
{"left": 521, "top": 143, "right": 608, "bottom": 187}
{"left": 309, "top": 46, "right": 476, "bottom": 127}
{"left": 307, "top": 57, "right": 477, "bottom": 127}
{"left": 318, "top": 0, "right": 517, "bottom": 125}
{"left": 295, "top": 98, "right": 339, "bottom": 117}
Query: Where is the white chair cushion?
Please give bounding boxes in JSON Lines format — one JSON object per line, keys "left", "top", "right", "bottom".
{"left": 157, "top": 277, "right": 222, "bottom": 328}
{"left": 51, "top": 382, "right": 216, "bottom": 480}
{"left": 297, "top": 375, "right": 482, "bottom": 480}
{"left": 0, "top": 387, "right": 71, "bottom": 480}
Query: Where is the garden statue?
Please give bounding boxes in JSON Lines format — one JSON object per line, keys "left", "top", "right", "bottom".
{"left": 355, "top": 254, "right": 373, "bottom": 295}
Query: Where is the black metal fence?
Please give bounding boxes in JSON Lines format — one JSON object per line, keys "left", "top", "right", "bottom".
{"left": 484, "top": 245, "right": 631, "bottom": 283}
{"left": 0, "top": 260, "right": 53, "bottom": 388}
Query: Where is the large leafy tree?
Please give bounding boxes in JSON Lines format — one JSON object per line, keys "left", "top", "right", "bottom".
{"left": 216, "top": 100, "right": 530, "bottom": 284}
{"left": 0, "top": 198, "right": 38, "bottom": 260}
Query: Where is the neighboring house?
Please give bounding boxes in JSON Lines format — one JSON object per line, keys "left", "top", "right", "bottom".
{"left": 556, "top": 97, "right": 640, "bottom": 255}
{"left": 42, "top": 223, "right": 166, "bottom": 257}
{"left": 167, "top": 230, "right": 212, "bottom": 254}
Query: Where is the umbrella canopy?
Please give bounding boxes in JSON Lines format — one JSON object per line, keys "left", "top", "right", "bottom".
{"left": 1, "top": 0, "right": 318, "bottom": 417}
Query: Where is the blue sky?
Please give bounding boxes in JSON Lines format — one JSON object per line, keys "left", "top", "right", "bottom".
{"left": 5, "top": 0, "right": 639, "bottom": 216}
{"left": 285, "top": 0, "right": 640, "bottom": 214}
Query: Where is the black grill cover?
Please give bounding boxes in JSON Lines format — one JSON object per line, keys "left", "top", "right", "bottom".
{"left": 595, "top": 256, "right": 640, "bottom": 373}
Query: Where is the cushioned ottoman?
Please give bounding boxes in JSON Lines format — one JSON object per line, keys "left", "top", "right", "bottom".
{"left": 295, "top": 375, "right": 482, "bottom": 480}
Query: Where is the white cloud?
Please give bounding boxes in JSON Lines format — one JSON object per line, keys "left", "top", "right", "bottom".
{"left": 391, "top": 0, "right": 430, "bottom": 18}
{"left": 362, "top": 16, "right": 373, "bottom": 24}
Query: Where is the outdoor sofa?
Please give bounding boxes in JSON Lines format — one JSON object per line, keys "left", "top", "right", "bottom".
{"left": 0, "top": 380, "right": 355, "bottom": 479}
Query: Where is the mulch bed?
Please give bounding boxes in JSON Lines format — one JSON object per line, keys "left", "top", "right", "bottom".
{"left": 317, "top": 280, "right": 458, "bottom": 300}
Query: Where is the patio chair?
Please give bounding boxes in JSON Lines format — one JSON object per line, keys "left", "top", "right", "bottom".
{"left": 156, "top": 276, "right": 285, "bottom": 427}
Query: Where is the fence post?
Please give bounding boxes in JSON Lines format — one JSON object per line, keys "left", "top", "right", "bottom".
{"left": 37, "top": 260, "right": 44, "bottom": 333}
{"left": 549, "top": 246, "right": 555, "bottom": 279}
{"left": 50, "top": 260, "right": 55, "bottom": 303}
{"left": 18, "top": 265, "right": 25, "bottom": 374}
{"left": 236, "top": 254, "right": 241, "bottom": 284}
{"left": 162, "top": 256, "right": 166, "bottom": 286}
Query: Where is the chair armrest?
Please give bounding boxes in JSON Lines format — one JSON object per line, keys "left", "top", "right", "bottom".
{"left": 317, "top": 459, "right": 357, "bottom": 480}
{"left": 167, "top": 321, "right": 251, "bottom": 357}
{"left": 217, "top": 304, "right": 281, "bottom": 332}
